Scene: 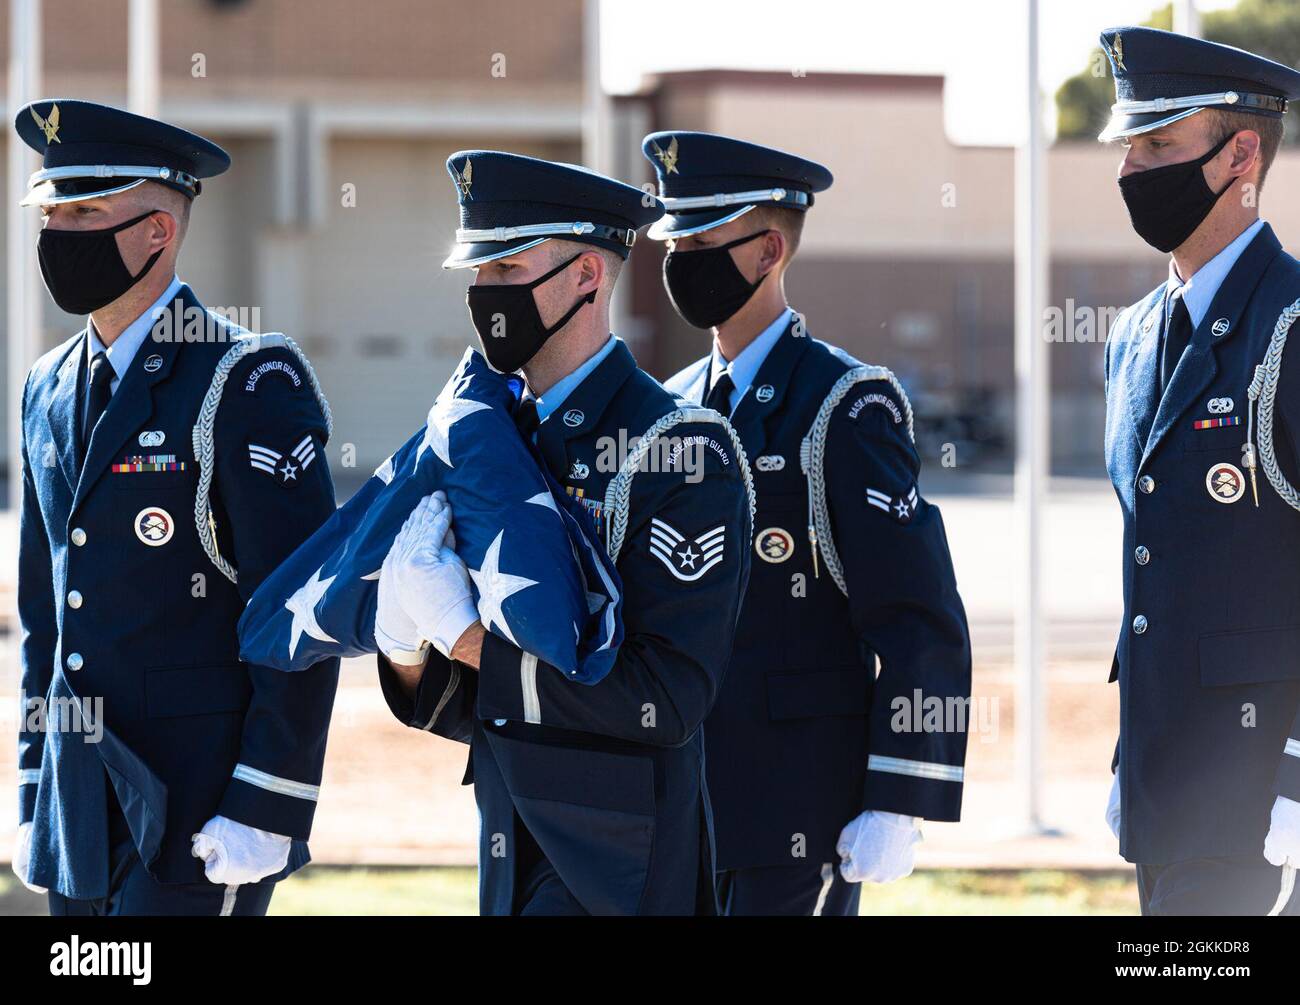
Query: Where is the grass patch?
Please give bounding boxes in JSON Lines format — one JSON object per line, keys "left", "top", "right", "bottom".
{"left": 1, "top": 866, "right": 1138, "bottom": 916}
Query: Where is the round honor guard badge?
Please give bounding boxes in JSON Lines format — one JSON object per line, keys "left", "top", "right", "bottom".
{"left": 755, "top": 527, "right": 794, "bottom": 563}
{"left": 143, "top": 354, "right": 164, "bottom": 373}
{"left": 134, "top": 506, "right": 174, "bottom": 546}
{"left": 1206, "top": 462, "right": 1245, "bottom": 504}
{"left": 562, "top": 408, "right": 584, "bottom": 428}
{"left": 755, "top": 384, "right": 775, "bottom": 403}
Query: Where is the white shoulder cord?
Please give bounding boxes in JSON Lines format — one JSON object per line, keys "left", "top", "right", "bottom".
{"left": 799, "top": 365, "right": 914, "bottom": 598}
{"left": 1246, "top": 297, "right": 1300, "bottom": 513}
{"left": 192, "top": 328, "right": 334, "bottom": 584}
{"left": 603, "top": 406, "right": 757, "bottom": 563}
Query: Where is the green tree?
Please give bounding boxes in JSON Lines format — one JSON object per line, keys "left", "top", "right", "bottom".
{"left": 1055, "top": 1, "right": 1300, "bottom": 143}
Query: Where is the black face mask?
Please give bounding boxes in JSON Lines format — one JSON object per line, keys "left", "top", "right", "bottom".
{"left": 1118, "top": 134, "right": 1234, "bottom": 253}
{"left": 37, "top": 211, "right": 165, "bottom": 315}
{"left": 467, "top": 253, "right": 595, "bottom": 372}
{"left": 662, "top": 229, "right": 770, "bottom": 329}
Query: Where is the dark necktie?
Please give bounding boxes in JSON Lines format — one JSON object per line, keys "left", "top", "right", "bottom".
{"left": 1160, "top": 295, "right": 1193, "bottom": 395}
{"left": 515, "top": 397, "right": 541, "bottom": 440}
{"left": 81, "top": 351, "right": 114, "bottom": 463}
{"left": 706, "top": 371, "right": 735, "bottom": 415}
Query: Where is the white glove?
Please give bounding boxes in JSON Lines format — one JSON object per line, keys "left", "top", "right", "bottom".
{"left": 836, "top": 810, "right": 921, "bottom": 884}
{"left": 1106, "top": 770, "right": 1122, "bottom": 841}
{"left": 11, "top": 822, "right": 47, "bottom": 895}
{"left": 375, "top": 491, "right": 478, "bottom": 660}
{"left": 1263, "top": 795, "right": 1300, "bottom": 867}
{"left": 191, "top": 815, "right": 291, "bottom": 886}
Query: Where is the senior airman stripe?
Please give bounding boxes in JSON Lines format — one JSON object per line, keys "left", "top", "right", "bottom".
{"left": 868, "top": 754, "right": 964, "bottom": 783}
{"left": 232, "top": 763, "right": 319, "bottom": 802}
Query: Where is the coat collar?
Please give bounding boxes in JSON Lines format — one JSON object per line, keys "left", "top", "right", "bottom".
{"left": 535, "top": 336, "right": 637, "bottom": 478}
{"left": 724, "top": 313, "right": 811, "bottom": 460}
{"left": 45, "top": 339, "right": 87, "bottom": 495}
{"left": 1140, "top": 223, "right": 1281, "bottom": 463}
{"left": 69, "top": 284, "right": 196, "bottom": 510}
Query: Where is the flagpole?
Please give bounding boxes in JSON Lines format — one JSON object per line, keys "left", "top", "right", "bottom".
{"left": 128, "top": 0, "right": 160, "bottom": 117}
{"left": 7, "top": 0, "right": 42, "bottom": 511}
{"left": 1013, "top": 0, "right": 1050, "bottom": 833}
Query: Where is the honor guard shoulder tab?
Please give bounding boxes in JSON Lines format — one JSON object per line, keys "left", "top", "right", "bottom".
{"left": 603, "top": 404, "right": 757, "bottom": 564}
{"left": 192, "top": 327, "right": 332, "bottom": 583}
{"left": 800, "top": 365, "right": 914, "bottom": 596}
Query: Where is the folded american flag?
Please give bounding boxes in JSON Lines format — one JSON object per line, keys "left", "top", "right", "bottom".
{"left": 238, "top": 348, "right": 624, "bottom": 684}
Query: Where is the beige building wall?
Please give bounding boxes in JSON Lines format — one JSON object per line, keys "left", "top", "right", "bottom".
{"left": 627, "top": 70, "right": 1300, "bottom": 467}
{"left": 0, "top": 0, "right": 588, "bottom": 481}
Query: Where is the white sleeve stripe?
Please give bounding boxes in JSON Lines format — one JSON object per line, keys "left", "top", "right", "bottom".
{"left": 868, "top": 754, "right": 964, "bottom": 783}
{"left": 232, "top": 763, "right": 319, "bottom": 802}
{"left": 1285, "top": 738, "right": 1300, "bottom": 759}
{"left": 18, "top": 768, "right": 40, "bottom": 786}
{"left": 521, "top": 652, "right": 541, "bottom": 725}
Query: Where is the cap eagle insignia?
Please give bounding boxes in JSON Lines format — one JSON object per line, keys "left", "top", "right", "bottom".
{"left": 452, "top": 157, "right": 473, "bottom": 199}
{"left": 652, "top": 136, "right": 679, "bottom": 175}
{"left": 31, "top": 103, "right": 61, "bottom": 145}
{"left": 1105, "top": 33, "right": 1128, "bottom": 72}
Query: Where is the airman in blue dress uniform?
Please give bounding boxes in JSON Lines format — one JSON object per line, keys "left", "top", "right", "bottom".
{"left": 1098, "top": 27, "right": 1300, "bottom": 915}
{"left": 12, "top": 100, "right": 339, "bottom": 915}
{"left": 644, "top": 131, "right": 972, "bottom": 916}
{"left": 374, "top": 151, "right": 755, "bottom": 915}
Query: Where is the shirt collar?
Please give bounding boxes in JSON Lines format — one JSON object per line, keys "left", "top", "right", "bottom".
{"left": 86, "top": 274, "right": 184, "bottom": 382}
{"left": 709, "top": 306, "right": 793, "bottom": 398}
{"left": 532, "top": 334, "right": 617, "bottom": 424}
{"left": 1168, "top": 219, "right": 1265, "bottom": 328}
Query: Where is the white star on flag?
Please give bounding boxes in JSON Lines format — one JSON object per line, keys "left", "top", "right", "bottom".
{"left": 418, "top": 383, "right": 491, "bottom": 469}
{"left": 469, "top": 530, "right": 539, "bottom": 647}
{"left": 284, "top": 565, "right": 338, "bottom": 658}
{"left": 526, "top": 491, "right": 560, "bottom": 515}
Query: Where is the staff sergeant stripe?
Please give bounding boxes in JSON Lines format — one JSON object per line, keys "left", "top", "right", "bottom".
{"left": 868, "top": 754, "right": 964, "bottom": 783}
{"left": 232, "top": 763, "right": 320, "bottom": 802}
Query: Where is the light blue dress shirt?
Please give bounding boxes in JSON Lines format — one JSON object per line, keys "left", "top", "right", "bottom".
{"left": 531, "top": 333, "right": 618, "bottom": 424}
{"left": 1169, "top": 218, "right": 1265, "bottom": 328}
{"left": 85, "top": 273, "right": 183, "bottom": 395}
{"left": 708, "top": 306, "right": 794, "bottom": 415}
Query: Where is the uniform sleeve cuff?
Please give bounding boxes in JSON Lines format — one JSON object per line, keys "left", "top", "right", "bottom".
{"left": 18, "top": 780, "right": 38, "bottom": 825}
{"left": 864, "top": 755, "right": 964, "bottom": 821}
{"left": 218, "top": 769, "right": 319, "bottom": 841}
{"left": 475, "top": 631, "right": 529, "bottom": 723}
{"left": 1277, "top": 739, "right": 1300, "bottom": 801}
{"left": 376, "top": 651, "right": 463, "bottom": 732}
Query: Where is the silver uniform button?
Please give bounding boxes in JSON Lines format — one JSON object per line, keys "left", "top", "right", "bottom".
{"left": 1138, "top": 475, "right": 1156, "bottom": 494}
{"left": 67, "top": 590, "right": 83, "bottom": 609}
{"left": 1132, "top": 615, "right": 1148, "bottom": 635}
{"left": 66, "top": 652, "right": 83, "bottom": 671}
{"left": 1134, "top": 546, "right": 1150, "bottom": 566}
{"left": 71, "top": 528, "right": 86, "bottom": 546}
{"left": 493, "top": 718, "right": 507, "bottom": 727}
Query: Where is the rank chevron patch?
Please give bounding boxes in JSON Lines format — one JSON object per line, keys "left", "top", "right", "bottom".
{"left": 248, "top": 434, "right": 317, "bottom": 488}
{"left": 649, "top": 517, "right": 725, "bottom": 582}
